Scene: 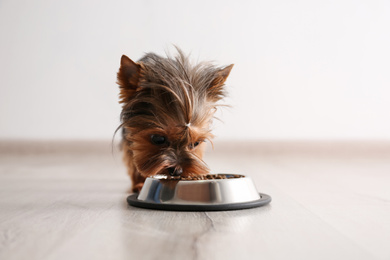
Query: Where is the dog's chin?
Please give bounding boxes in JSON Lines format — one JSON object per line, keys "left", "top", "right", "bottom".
{"left": 133, "top": 151, "right": 210, "bottom": 178}
{"left": 136, "top": 165, "right": 210, "bottom": 178}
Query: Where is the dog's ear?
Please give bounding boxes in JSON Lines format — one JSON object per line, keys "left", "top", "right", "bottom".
{"left": 208, "top": 64, "right": 234, "bottom": 102}
{"left": 117, "top": 55, "right": 141, "bottom": 104}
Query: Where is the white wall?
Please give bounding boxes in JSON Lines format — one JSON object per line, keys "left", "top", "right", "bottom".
{"left": 1, "top": 0, "right": 389, "bottom": 141}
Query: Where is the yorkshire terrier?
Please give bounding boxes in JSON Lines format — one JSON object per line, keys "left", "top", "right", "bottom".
{"left": 116, "top": 48, "right": 233, "bottom": 192}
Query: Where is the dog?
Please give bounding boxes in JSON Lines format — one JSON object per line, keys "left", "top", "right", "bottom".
{"left": 116, "top": 48, "right": 233, "bottom": 192}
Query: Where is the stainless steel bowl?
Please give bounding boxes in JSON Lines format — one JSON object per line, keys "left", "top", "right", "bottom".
{"left": 127, "top": 174, "right": 271, "bottom": 211}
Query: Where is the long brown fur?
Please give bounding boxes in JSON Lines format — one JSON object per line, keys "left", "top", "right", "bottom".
{"left": 117, "top": 48, "right": 233, "bottom": 192}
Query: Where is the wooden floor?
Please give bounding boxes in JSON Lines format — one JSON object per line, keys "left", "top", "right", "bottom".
{"left": 0, "top": 141, "right": 389, "bottom": 260}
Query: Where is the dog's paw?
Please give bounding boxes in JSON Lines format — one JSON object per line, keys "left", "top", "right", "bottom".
{"left": 132, "top": 183, "right": 144, "bottom": 193}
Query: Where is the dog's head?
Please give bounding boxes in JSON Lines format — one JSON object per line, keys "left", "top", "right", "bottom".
{"left": 117, "top": 49, "right": 233, "bottom": 177}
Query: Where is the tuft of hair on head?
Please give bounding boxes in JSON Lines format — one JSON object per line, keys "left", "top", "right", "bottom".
{"left": 117, "top": 47, "right": 233, "bottom": 131}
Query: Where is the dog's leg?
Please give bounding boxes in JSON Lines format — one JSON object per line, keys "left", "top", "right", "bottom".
{"left": 123, "top": 143, "right": 145, "bottom": 193}
{"left": 130, "top": 168, "right": 145, "bottom": 193}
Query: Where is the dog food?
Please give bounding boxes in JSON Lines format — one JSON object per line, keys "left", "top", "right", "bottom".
{"left": 166, "top": 174, "right": 244, "bottom": 180}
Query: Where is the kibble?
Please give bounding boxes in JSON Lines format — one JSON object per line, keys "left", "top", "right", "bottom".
{"left": 165, "top": 174, "right": 244, "bottom": 181}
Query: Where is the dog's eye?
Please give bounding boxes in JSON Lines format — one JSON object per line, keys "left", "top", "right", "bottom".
{"left": 150, "top": 134, "right": 167, "bottom": 145}
{"left": 189, "top": 141, "right": 202, "bottom": 149}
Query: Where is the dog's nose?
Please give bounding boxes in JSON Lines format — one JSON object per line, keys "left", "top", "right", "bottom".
{"left": 168, "top": 167, "right": 183, "bottom": 176}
